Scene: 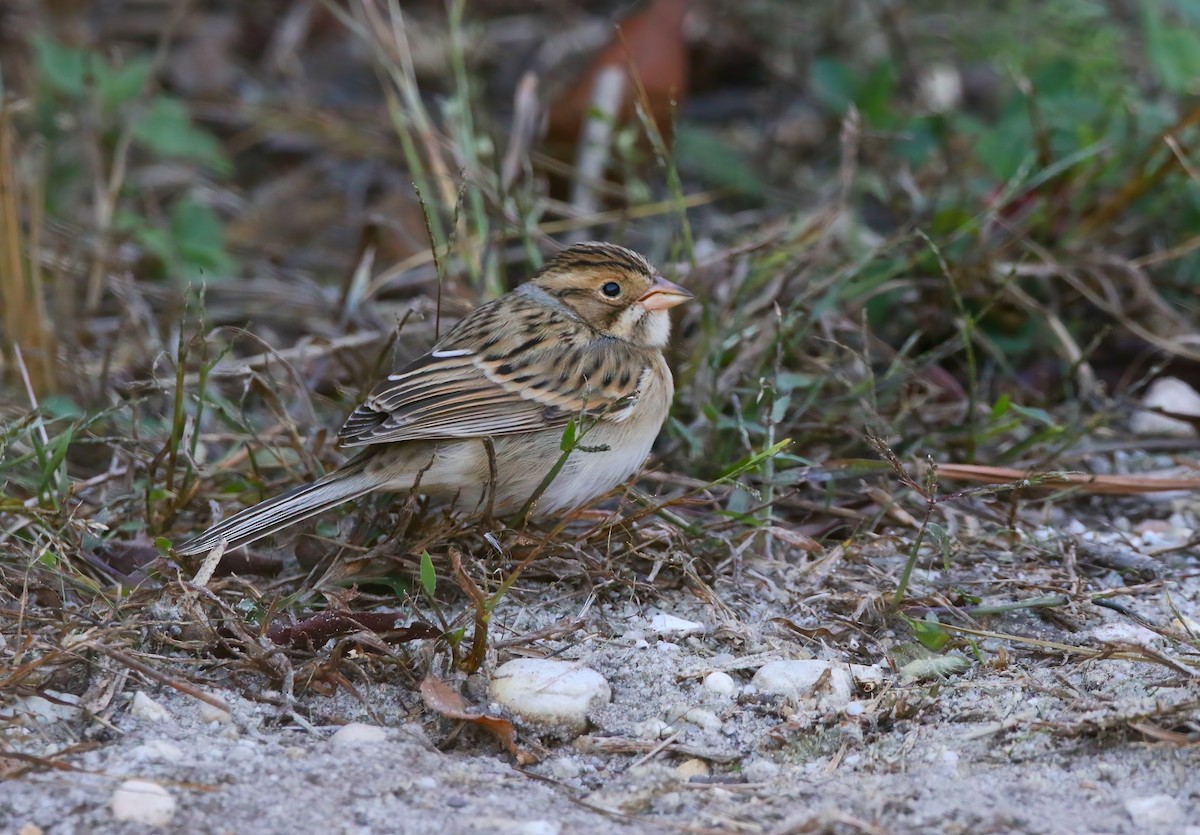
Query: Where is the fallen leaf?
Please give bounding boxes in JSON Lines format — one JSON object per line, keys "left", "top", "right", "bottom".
{"left": 420, "top": 675, "right": 536, "bottom": 764}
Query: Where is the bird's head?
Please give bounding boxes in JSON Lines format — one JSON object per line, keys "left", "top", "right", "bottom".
{"left": 532, "top": 242, "right": 692, "bottom": 347}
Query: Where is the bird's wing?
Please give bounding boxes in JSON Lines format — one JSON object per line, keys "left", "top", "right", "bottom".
{"left": 337, "top": 308, "right": 650, "bottom": 447}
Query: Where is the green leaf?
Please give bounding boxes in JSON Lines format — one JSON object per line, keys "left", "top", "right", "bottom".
{"left": 560, "top": 416, "right": 577, "bottom": 452}
{"left": 419, "top": 550, "right": 436, "bottom": 597}
{"left": 1142, "top": 0, "right": 1200, "bottom": 92}
{"left": 132, "top": 97, "right": 230, "bottom": 172}
{"left": 673, "top": 126, "right": 765, "bottom": 196}
{"left": 32, "top": 35, "right": 88, "bottom": 96}
{"left": 714, "top": 439, "right": 792, "bottom": 485}
{"left": 40, "top": 394, "right": 83, "bottom": 420}
{"left": 1009, "top": 403, "right": 1058, "bottom": 427}
{"left": 912, "top": 614, "right": 951, "bottom": 651}
{"left": 170, "top": 197, "right": 233, "bottom": 277}
{"left": 991, "top": 393, "right": 1012, "bottom": 419}
{"left": 94, "top": 57, "right": 151, "bottom": 109}
{"left": 770, "top": 392, "right": 792, "bottom": 424}
{"left": 809, "top": 57, "right": 856, "bottom": 114}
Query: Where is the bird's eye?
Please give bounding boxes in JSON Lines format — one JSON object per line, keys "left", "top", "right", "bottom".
{"left": 601, "top": 281, "right": 621, "bottom": 298}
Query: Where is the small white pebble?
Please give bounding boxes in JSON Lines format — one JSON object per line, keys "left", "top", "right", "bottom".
{"left": 636, "top": 719, "right": 671, "bottom": 740}
{"left": 511, "top": 823, "right": 559, "bottom": 835}
{"left": 941, "top": 749, "right": 960, "bottom": 765}
{"left": 752, "top": 660, "right": 854, "bottom": 708}
{"left": 648, "top": 613, "right": 705, "bottom": 636}
{"left": 329, "top": 722, "right": 388, "bottom": 747}
{"left": 1124, "top": 794, "right": 1184, "bottom": 828}
{"left": 845, "top": 701, "right": 866, "bottom": 717}
{"left": 110, "top": 780, "right": 176, "bottom": 826}
{"left": 849, "top": 664, "right": 886, "bottom": 690}
{"left": 684, "top": 707, "right": 722, "bottom": 732}
{"left": 130, "top": 692, "right": 170, "bottom": 723}
{"left": 129, "top": 740, "right": 183, "bottom": 763}
{"left": 197, "top": 699, "right": 232, "bottom": 724}
{"left": 1131, "top": 378, "right": 1200, "bottom": 437}
{"left": 742, "top": 758, "right": 780, "bottom": 782}
{"left": 703, "top": 671, "right": 736, "bottom": 697}
{"left": 490, "top": 659, "right": 610, "bottom": 734}
{"left": 548, "top": 756, "right": 582, "bottom": 780}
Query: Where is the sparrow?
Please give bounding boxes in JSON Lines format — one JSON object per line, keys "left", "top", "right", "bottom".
{"left": 175, "top": 242, "right": 693, "bottom": 556}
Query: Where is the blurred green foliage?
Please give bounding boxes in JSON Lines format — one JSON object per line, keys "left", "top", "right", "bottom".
{"left": 29, "top": 35, "right": 234, "bottom": 281}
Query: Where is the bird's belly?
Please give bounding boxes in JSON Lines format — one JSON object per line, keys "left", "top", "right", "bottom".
{"left": 377, "top": 423, "right": 654, "bottom": 517}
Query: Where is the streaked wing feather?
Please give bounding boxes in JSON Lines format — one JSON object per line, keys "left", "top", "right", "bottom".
{"left": 337, "top": 308, "right": 647, "bottom": 447}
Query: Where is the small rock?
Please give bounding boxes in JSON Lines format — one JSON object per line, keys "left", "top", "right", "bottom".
{"left": 684, "top": 707, "right": 722, "bottom": 732}
{"left": 675, "top": 758, "right": 710, "bottom": 780}
{"left": 849, "top": 664, "right": 885, "bottom": 691}
{"left": 1, "top": 691, "right": 81, "bottom": 724}
{"left": 1131, "top": 378, "right": 1200, "bottom": 437}
{"left": 197, "top": 698, "right": 232, "bottom": 724}
{"left": 1124, "top": 794, "right": 1184, "bottom": 828}
{"left": 742, "top": 758, "right": 780, "bottom": 782}
{"left": 329, "top": 722, "right": 389, "bottom": 747}
{"left": 18, "top": 824, "right": 43, "bottom": 835}
{"left": 129, "top": 740, "right": 183, "bottom": 763}
{"left": 1091, "top": 622, "right": 1162, "bottom": 647}
{"left": 130, "top": 692, "right": 170, "bottom": 723}
{"left": 648, "top": 613, "right": 704, "bottom": 636}
{"left": 703, "top": 671, "right": 736, "bottom": 697}
{"left": 845, "top": 701, "right": 866, "bottom": 717}
{"left": 636, "top": 719, "right": 671, "bottom": 740}
{"left": 622, "top": 629, "right": 649, "bottom": 649}
{"left": 751, "top": 660, "right": 853, "bottom": 708}
{"left": 490, "top": 659, "right": 611, "bottom": 734}
{"left": 548, "top": 756, "right": 582, "bottom": 780}
{"left": 110, "top": 780, "right": 176, "bottom": 826}
{"left": 511, "top": 823, "right": 559, "bottom": 835}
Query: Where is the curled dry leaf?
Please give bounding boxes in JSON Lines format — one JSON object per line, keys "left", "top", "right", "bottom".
{"left": 419, "top": 675, "right": 536, "bottom": 765}
{"left": 266, "top": 611, "right": 439, "bottom": 650}
{"left": 546, "top": 0, "right": 689, "bottom": 154}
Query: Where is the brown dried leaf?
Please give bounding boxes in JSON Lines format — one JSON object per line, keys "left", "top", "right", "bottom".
{"left": 267, "top": 612, "right": 438, "bottom": 650}
{"left": 419, "top": 675, "right": 536, "bottom": 764}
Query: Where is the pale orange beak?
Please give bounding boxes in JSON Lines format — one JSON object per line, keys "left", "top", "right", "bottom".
{"left": 638, "top": 275, "right": 694, "bottom": 311}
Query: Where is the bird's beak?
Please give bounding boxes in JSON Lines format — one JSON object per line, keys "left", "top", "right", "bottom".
{"left": 638, "top": 275, "right": 694, "bottom": 311}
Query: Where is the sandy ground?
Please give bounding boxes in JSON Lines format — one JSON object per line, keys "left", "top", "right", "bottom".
{"left": 3, "top": 494, "right": 1199, "bottom": 835}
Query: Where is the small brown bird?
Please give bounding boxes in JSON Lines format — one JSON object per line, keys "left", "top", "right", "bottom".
{"left": 175, "top": 243, "right": 692, "bottom": 556}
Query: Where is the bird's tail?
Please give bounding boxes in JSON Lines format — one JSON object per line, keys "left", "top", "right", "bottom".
{"left": 174, "top": 457, "right": 377, "bottom": 556}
